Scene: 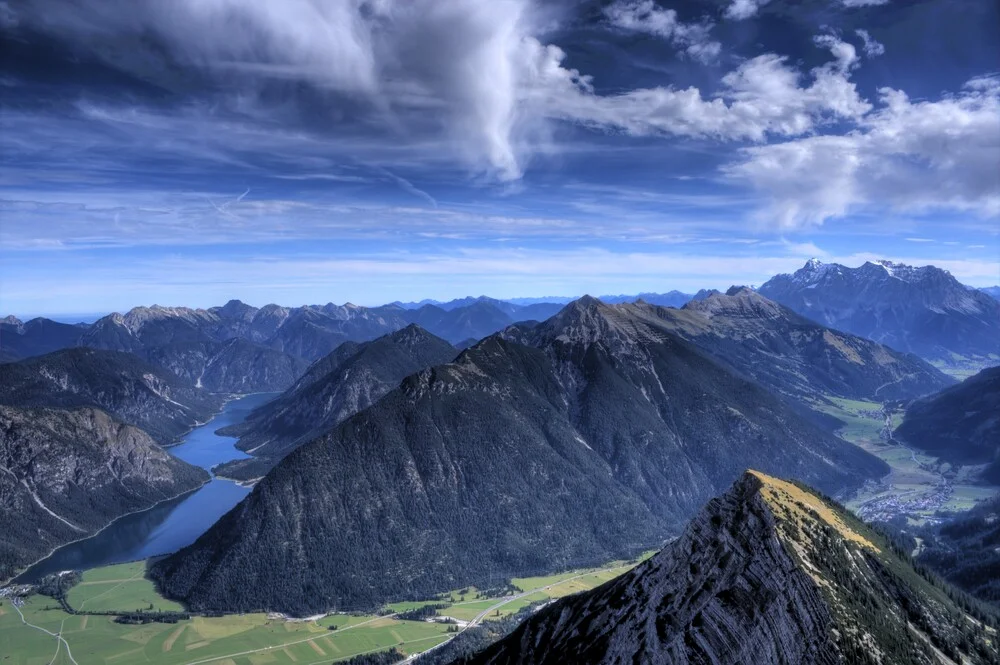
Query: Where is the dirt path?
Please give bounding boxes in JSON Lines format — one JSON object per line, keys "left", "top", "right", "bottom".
{"left": 11, "top": 602, "right": 80, "bottom": 665}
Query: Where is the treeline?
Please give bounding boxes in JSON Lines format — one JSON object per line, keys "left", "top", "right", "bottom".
{"left": 334, "top": 648, "right": 405, "bottom": 665}
{"left": 114, "top": 610, "right": 191, "bottom": 625}
{"left": 396, "top": 603, "right": 448, "bottom": 621}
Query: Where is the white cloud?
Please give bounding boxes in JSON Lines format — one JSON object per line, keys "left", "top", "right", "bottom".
{"left": 723, "top": 0, "right": 771, "bottom": 21}
{"left": 8, "top": 0, "right": 873, "bottom": 182}
{"left": 726, "top": 76, "right": 1000, "bottom": 228}
{"left": 604, "top": 0, "right": 721, "bottom": 63}
{"left": 813, "top": 33, "right": 859, "bottom": 72}
{"left": 855, "top": 29, "right": 885, "bottom": 57}
{"left": 841, "top": 0, "right": 889, "bottom": 6}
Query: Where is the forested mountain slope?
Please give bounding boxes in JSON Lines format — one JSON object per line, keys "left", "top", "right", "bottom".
{"left": 214, "top": 325, "right": 457, "bottom": 480}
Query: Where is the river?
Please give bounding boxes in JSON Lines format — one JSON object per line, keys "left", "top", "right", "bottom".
{"left": 17, "top": 392, "right": 277, "bottom": 581}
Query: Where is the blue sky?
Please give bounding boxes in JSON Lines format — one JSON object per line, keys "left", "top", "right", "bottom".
{"left": 1, "top": 0, "right": 998, "bottom": 317}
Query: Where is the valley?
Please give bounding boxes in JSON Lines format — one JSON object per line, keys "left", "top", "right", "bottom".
{"left": 0, "top": 555, "right": 650, "bottom": 665}
{"left": 813, "top": 396, "right": 1000, "bottom": 525}
{"left": 16, "top": 393, "right": 276, "bottom": 582}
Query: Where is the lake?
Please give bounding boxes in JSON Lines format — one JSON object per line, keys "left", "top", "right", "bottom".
{"left": 17, "top": 392, "right": 277, "bottom": 581}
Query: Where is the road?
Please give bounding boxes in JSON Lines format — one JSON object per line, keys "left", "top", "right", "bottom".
{"left": 11, "top": 600, "right": 80, "bottom": 665}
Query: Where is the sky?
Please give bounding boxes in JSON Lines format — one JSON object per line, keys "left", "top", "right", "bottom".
{"left": 1, "top": 0, "right": 998, "bottom": 317}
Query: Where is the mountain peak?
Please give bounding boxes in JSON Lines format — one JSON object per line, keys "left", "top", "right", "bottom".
{"left": 461, "top": 471, "right": 997, "bottom": 664}
{"left": 684, "top": 287, "right": 785, "bottom": 320}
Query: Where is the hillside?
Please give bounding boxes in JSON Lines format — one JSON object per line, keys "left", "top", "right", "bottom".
{"left": 759, "top": 260, "right": 1000, "bottom": 367}
{"left": 214, "top": 325, "right": 457, "bottom": 480}
{"left": 139, "top": 337, "right": 311, "bottom": 393}
{"left": 653, "top": 287, "right": 953, "bottom": 402}
{"left": 151, "top": 299, "right": 886, "bottom": 615}
{"left": 457, "top": 471, "right": 998, "bottom": 665}
{"left": 0, "top": 348, "right": 223, "bottom": 443}
{"left": 915, "top": 495, "right": 1000, "bottom": 605}
{"left": 0, "top": 405, "right": 208, "bottom": 581}
{"left": 895, "top": 366, "right": 1000, "bottom": 482}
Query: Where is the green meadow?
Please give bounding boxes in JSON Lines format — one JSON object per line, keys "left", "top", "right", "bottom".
{"left": 2, "top": 555, "right": 642, "bottom": 665}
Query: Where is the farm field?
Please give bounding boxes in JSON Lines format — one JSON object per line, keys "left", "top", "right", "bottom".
{"left": 1, "top": 554, "right": 645, "bottom": 665}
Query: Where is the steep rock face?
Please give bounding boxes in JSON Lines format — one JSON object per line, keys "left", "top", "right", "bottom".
{"left": 214, "top": 325, "right": 457, "bottom": 480}
{"left": 895, "top": 366, "right": 1000, "bottom": 482}
{"left": 151, "top": 300, "right": 887, "bottom": 615}
{"left": 0, "top": 348, "right": 222, "bottom": 443}
{"left": 647, "top": 287, "right": 953, "bottom": 402}
{"left": 759, "top": 260, "right": 1000, "bottom": 365}
{"left": 0, "top": 405, "right": 208, "bottom": 581}
{"left": 460, "top": 472, "right": 998, "bottom": 665}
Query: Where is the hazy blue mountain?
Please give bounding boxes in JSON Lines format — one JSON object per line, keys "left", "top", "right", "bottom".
{"left": 980, "top": 286, "right": 1000, "bottom": 301}
{"left": 0, "top": 404, "right": 208, "bottom": 582}
{"left": 0, "top": 316, "right": 87, "bottom": 361}
{"left": 213, "top": 325, "right": 457, "bottom": 480}
{"left": 456, "top": 471, "right": 998, "bottom": 665}
{"left": 599, "top": 290, "right": 692, "bottom": 307}
{"left": 759, "top": 260, "right": 1000, "bottom": 365}
{"left": 0, "top": 348, "right": 223, "bottom": 444}
{"left": 895, "top": 366, "right": 1000, "bottom": 482}
{"left": 151, "top": 298, "right": 886, "bottom": 615}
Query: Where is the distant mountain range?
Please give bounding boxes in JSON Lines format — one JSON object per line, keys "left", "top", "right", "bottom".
{"left": 0, "top": 405, "right": 207, "bottom": 581}
{"left": 0, "top": 298, "right": 571, "bottom": 392}
{"left": 391, "top": 292, "right": 698, "bottom": 310}
{"left": 980, "top": 286, "right": 1000, "bottom": 301}
{"left": 759, "top": 260, "right": 1000, "bottom": 366}
{"left": 214, "top": 325, "right": 458, "bottom": 480}
{"left": 150, "top": 297, "right": 887, "bottom": 615}
{"left": 895, "top": 366, "right": 1000, "bottom": 483}
{"left": 455, "top": 471, "right": 998, "bottom": 665}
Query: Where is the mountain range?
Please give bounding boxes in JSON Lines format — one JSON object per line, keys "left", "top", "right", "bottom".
{"left": 455, "top": 471, "right": 998, "bottom": 665}
{"left": 211, "top": 290, "right": 948, "bottom": 483}
{"left": 759, "top": 260, "right": 1000, "bottom": 367}
{"left": 150, "top": 297, "right": 888, "bottom": 615}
